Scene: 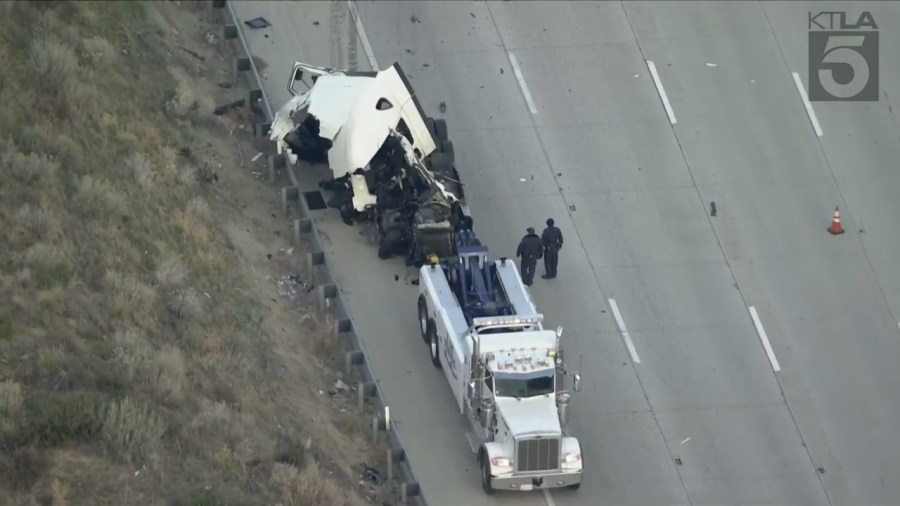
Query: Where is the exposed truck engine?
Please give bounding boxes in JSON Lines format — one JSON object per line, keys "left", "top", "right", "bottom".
{"left": 417, "top": 230, "right": 584, "bottom": 493}
{"left": 269, "top": 61, "right": 469, "bottom": 266}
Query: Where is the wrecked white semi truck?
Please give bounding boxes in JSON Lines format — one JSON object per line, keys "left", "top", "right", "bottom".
{"left": 269, "top": 60, "right": 584, "bottom": 494}
{"left": 269, "top": 61, "right": 469, "bottom": 266}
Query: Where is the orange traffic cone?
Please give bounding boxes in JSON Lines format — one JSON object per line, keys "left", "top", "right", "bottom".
{"left": 828, "top": 206, "right": 844, "bottom": 235}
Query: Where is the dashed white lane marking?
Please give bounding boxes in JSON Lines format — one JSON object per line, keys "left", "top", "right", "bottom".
{"left": 508, "top": 52, "right": 538, "bottom": 114}
{"left": 791, "top": 71, "right": 823, "bottom": 137}
{"left": 646, "top": 60, "right": 677, "bottom": 125}
{"left": 609, "top": 298, "right": 641, "bottom": 364}
{"left": 748, "top": 306, "right": 781, "bottom": 372}
{"left": 347, "top": 0, "right": 379, "bottom": 70}
{"left": 543, "top": 488, "right": 556, "bottom": 506}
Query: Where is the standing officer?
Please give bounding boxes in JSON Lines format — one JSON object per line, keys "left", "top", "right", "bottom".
{"left": 516, "top": 227, "right": 543, "bottom": 286}
{"left": 541, "top": 218, "right": 563, "bottom": 279}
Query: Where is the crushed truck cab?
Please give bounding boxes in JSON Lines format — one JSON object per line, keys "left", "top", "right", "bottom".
{"left": 269, "top": 61, "right": 468, "bottom": 266}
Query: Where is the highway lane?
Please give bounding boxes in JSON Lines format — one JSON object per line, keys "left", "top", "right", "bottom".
{"left": 620, "top": 1, "right": 900, "bottom": 504}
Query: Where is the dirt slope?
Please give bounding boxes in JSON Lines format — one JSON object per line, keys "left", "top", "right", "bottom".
{"left": 0, "top": 2, "right": 390, "bottom": 504}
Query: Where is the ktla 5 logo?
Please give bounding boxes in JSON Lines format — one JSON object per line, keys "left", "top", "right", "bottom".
{"left": 808, "top": 11, "right": 879, "bottom": 101}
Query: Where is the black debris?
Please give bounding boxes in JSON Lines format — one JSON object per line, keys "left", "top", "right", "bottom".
{"left": 817, "top": 467, "right": 825, "bottom": 474}
{"left": 411, "top": 279, "right": 420, "bottom": 286}
{"left": 245, "top": 17, "right": 271, "bottom": 29}
{"left": 410, "top": 15, "right": 421, "bottom": 23}
{"left": 264, "top": 34, "right": 269, "bottom": 39}
{"left": 470, "top": 12, "right": 476, "bottom": 17}
{"left": 422, "top": 63, "right": 430, "bottom": 68}
{"left": 394, "top": 274, "right": 399, "bottom": 281}
{"left": 568, "top": 204, "right": 576, "bottom": 212}
{"left": 406, "top": 48, "right": 414, "bottom": 54}
{"left": 557, "top": 172, "right": 562, "bottom": 176}
{"left": 674, "top": 457, "right": 683, "bottom": 465}
{"left": 500, "top": 68, "right": 504, "bottom": 74}
{"left": 313, "top": 21, "right": 319, "bottom": 26}
{"left": 181, "top": 46, "right": 204, "bottom": 61}
{"left": 363, "top": 464, "right": 386, "bottom": 485}
{"left": 214, "top": 98, "right": 246, "bottom": 116}
{"left": 217, "top": 82, "right": 233, "bottom": 89}
{"left": 710, "top": 201, "right": 717, "bottom": 217}
{"left": 266, "top": 254, "right": 273, "bottom": 260}
{"left": 439, "top": 101, "right": 447, "bottom": 113}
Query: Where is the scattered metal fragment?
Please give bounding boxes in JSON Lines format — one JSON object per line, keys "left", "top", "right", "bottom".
{"left": 313, "top": 21, "right": 320, "bottom": 26}
{"left": 251, "top": 152, "right": 264, "bottom": 162}
{"left": 710, "top": 201, "right": 717, "bottom": 217}
{"left": 439, "top": 101, "right": 447, "bottom": 113}
{"left": 245, "top": 17, "right": 271, "bottom": 29}
{"left": 674, "top": 457, "right": 683, "bottom": 465}
{"left": 568, "top": 204, "right": 576, "bottom": 212}
{"left": 410, "top": 15, "right": 421, "bottom": 23}
{"left": 363, "top": 464, "right": 386, "bottom": 485}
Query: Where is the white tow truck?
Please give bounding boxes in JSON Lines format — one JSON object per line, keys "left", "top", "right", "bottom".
{"left": 417, "top": 234, "right": 584, "bottom": 493}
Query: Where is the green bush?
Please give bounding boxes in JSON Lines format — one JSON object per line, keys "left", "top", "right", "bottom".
{"left": 21, "top": 390, "right": 106, "bottom": 446}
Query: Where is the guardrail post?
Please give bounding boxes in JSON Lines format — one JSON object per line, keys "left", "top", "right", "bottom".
{"left": 357, "top": 381, "right": 375, "bottom": 409}
{"left": 281, "top": 186, "right": 298, "bottom": 214}
{"left": 344, "top": 350, "right": 364, "bottom": 378}
{"left": 386, "top": 448, "right": 406, "bottom": 481}
{"left": 400, "top": 481, "right": 420, "bottom": 504}
{"left": 318, "top": 283, "right": 337, "bottom": 312}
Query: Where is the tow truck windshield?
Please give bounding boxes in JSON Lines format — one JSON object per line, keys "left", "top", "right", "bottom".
{"left": 493, "top": 369, "right": 554, "bottom": 398}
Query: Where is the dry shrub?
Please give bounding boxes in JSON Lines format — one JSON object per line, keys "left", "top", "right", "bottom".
{"left": 61, "top": 78, "right": 100, "bottom": 117}
{"left": 29, "top": 36, "right": 77, "bottom": 81}
{"left": 154, "top": 252, "right": 188, "bottom": 288}
{"left": 103, "top": 270, "right": 157, "bottom": 326}
{"left": 50, "top": 477, "right": 70, "bottom": 506}
{"left": 128, "top": 151, "right": 156, "bottom": 190}
{"left": 1, "top": 147, "right": 60, "bottom": 188}
{"left": 145, "top": 345, "right": 187, "bottom": 403}
{"left": 175, "top": 197, "right": 213, "bottom": 249}
{"left": 80, "top": 35, "right": 114, "bottom": 65}
{"left": 269, "top": 462, "right": 350, "bottom": 506}
{"left": 14, "top": 205, "right": 61, "bottom": 243}
{"left": 0, "top": 446, "right": 48, "bottom": 492}
{"left": 0, "top": 380, "right": 24, "bottom": 434}
{"left": 73, "top": 175, "right": 128, "bottom": 220}
{"left": 166, "top": 287, "right": 206, "bottom": 324}
{"left": 165, "top": 67, "right": 197, "bottom": 118}
{"left": 100, "top": 397, "right": 165, "bottom": 464}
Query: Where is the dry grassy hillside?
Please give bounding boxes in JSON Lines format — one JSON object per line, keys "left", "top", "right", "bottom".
{"left": 0, "top": 2, "right": 387, "bottom": 505}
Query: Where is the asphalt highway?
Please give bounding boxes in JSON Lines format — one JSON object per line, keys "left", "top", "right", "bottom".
{"left": 232, "top": 1, "right": 900, "bottom": 505}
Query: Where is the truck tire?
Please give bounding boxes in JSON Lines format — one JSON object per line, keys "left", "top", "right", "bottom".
{"left": 481, "top": 455, "right": 494, "bottom": 494}
{"left": 434, "top": 118, "right": 449, "bottom": 142}
{"left": 427, "top": 323, "right": 441, "bottom": 368}
{"left": 417, "top": 296, "right": 430, "bottom": 343}
{"left": 439, "top": 139, "right": 455, "bottom": 163}
{"left": 378, "top": 226, "right": 406, "bottom": 259}
{"left": 425, "top": 117, "right": 436, "bottom": 142}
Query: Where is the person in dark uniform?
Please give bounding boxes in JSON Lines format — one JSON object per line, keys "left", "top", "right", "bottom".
{"left": 541, "top": 218, "right": 564, "bottom": 279}
{"left": 516, "top": 227, "right": 543, "bottom": 286}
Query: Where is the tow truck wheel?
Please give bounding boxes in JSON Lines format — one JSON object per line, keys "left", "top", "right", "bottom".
{"left": 417, "top": 296, "right": 429, "bottom": 342}
{"left": 480, "top": 455, "right": 494, "bottom": 494}
{"left": 427, "top": 324, "right": 441, "bottom": 368}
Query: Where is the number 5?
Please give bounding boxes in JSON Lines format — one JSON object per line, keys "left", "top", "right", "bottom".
{"left": 819, "top": 35, "right": 869, "bottom": 99}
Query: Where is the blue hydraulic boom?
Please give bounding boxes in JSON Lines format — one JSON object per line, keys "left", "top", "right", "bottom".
{"left": 444, "top": 229, "right": 516, "bottom": 325}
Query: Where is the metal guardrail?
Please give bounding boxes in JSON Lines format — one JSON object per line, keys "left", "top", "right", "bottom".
{"left": 211, "top": 1, "right": 427, "bottom": 504}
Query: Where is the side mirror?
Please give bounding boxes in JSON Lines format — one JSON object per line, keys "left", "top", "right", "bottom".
{"left": 573, "top": 373, "right": 582, "bottom": 393}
